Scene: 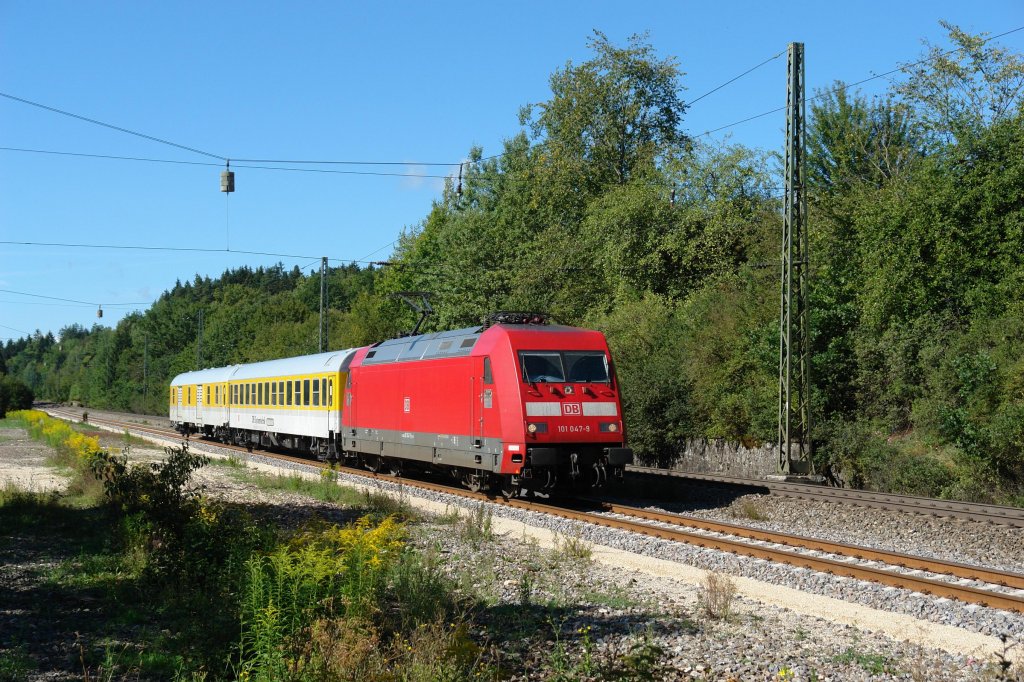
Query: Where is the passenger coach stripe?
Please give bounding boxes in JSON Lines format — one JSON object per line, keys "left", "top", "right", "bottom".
{"left": 582, "top": 402, "right": 618, "bottom": 416}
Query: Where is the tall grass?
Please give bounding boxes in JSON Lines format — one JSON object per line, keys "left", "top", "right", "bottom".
{"left": 235, "top": 515, "right": 486, "bottom": 680}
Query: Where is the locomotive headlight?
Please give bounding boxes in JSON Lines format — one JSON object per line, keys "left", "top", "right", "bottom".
{"left": 600, "top": 422, "right": 619, "bottom": 433}
{"left": 527, "top": 423, "right": 537, "bottom": 433}
{"left": 526, "top": 422, "right": 547, "bottom": 434}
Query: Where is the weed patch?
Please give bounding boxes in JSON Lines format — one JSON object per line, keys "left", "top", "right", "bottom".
{"left": 698, "top": 570, "right": 737, "bottom": 621}
{"left": 460, "top": 503, "right": 495, "bottom": 546}
{"left": 834, "top": 647, "right": 893, "bottom": 675}
{"left": 553, "top": 526, "right": 594, "bottom": 561}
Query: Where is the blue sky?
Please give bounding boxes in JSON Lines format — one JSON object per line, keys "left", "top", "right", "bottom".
{"left": 1, "top": 1, "right": 1020, "bottom": 343}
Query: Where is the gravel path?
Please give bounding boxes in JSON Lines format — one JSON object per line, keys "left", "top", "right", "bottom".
{"left": 10, "top": 411, "right": 1024, "bottom": 680}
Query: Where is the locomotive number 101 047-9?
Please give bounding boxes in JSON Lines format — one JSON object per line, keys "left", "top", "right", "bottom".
{"left": 557, "top": 424, "right": 591, "bottom": 433}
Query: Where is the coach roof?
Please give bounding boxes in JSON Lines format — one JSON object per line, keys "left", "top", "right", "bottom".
{"left": 171, "top": 348, "right": 361, "bottom": 386}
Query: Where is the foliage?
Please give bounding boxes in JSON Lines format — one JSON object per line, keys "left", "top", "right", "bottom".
{"left": 895, "top": 21, "right": 1024, "bottom": 145}
{"left": 0, "top": 376, "right": 33, "bottom": 418}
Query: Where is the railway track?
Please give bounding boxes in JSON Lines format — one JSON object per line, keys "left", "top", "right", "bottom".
{"left": 628, "top": 465, "right": 1024, "bottom": 528}
{"left": 44, "top": 407, "right": 1024, "bottom": 614}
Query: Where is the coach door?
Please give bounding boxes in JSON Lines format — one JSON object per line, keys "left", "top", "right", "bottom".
{"left": 196, "top": 385, "right": 204, "bottom": 422}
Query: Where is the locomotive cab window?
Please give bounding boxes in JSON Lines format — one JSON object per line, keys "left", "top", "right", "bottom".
{"left": 520, "top": 353, "right": 564, "bottom": 383}
{"left": 564, "top": 352, "right": 610, "bottom": 383}
{"left": 520, "top": 351, "right": 610, "bottom": 383}
{"left": 483, "top": 357, "right": 493, "bottom": 384}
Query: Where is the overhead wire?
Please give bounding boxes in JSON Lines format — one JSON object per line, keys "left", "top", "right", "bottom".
{"left": 3, "top": 23, "right": 1022, "bottom": 181}
{"left": 0, "top": 147, "right": 454, "bottom": 179}
{"left": 693, "top": 23, "right": 1024, "bottom": 139}
{"left": 0, "top": 240, "right": 390, "bottom": 266}
{"left": 0, "top": 322, "right": 33, "bottom": 336}
{"left": 686, "top": 50, "right": 786, "bottom": 106}
{"left": 0, "top": 91, "right": 225, "bottom": 160}
{"left": 0, "top": 44, "right": 814, "bottom": 171}
{"left": 0, "top": 288, "right": 151, "bottom": 307}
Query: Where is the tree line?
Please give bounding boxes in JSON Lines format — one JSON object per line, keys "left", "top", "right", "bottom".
{"left": 3, "top": 25, "right": 1022, "bottom": 503}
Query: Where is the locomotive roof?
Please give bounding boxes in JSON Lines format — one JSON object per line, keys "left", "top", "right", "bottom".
{"left": 359, "top": 322, "right": 590, "bottom": 366}
{"left": 361, "top": 325, "right": 483, "bottom": 365}
{"left": 170, "top": 348, "right": 360, "bottom": 385}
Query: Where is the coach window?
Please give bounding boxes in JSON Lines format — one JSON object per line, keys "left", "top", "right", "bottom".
{"left": 286, "top": 381, "right": 292, "bottom": 406}
{"left": 312, "top": 378, "right": 320, "bottom": 407}
{"left": 278, "top": 381, "right": 284, "bottom": 405}
{"left": 303, "top": 379, "right": 311, "bottom": 406}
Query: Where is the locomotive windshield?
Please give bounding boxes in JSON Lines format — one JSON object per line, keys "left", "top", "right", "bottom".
{"left": 520, "top": 351, "right": 609, "bottom": 383}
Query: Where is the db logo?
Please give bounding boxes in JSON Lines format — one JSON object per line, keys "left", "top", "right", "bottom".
{"left": 562, "top": 402, "right": 582, "bottom": 416}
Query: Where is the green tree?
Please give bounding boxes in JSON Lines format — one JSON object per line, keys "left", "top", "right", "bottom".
{"left": 896, "top": 21, "right": 1024, "bottom": 146}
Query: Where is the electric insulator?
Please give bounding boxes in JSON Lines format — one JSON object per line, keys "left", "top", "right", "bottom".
{"left": 221, "top": 169, "right": 235, "bottom": 193}
{"left": 97, "top": 305, "right": 103, "bottom": 318}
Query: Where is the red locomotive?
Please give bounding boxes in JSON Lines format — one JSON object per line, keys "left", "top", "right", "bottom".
{"left": 172, "top": 312, "right": 632, "bottom": 496}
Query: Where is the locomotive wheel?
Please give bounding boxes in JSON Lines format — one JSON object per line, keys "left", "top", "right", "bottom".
{"left": 385, "top": 458, "right": 402, "bottom": 477}
{"left": 364, "top": 456, "right": 384, "bottom": 473}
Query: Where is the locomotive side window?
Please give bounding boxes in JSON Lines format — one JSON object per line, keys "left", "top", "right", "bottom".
{"left": 564, "top": 352, "right": 610, "bottom": 383}
{"left": 521, "top": 353, "right": 565, "bottom": 383}
{"left": 483, "top": 357, "right": 493, "bottom": 384}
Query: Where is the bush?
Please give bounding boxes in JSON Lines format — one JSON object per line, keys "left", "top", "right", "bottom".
{"left": 0, "top": 376, "right": 33, "bottom": 418}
